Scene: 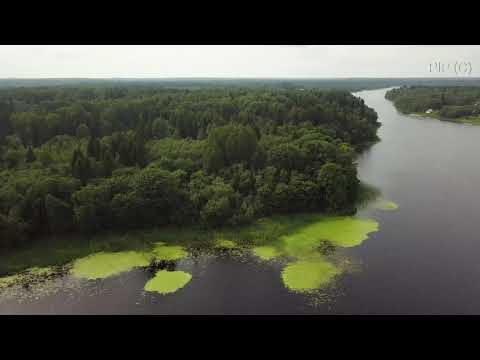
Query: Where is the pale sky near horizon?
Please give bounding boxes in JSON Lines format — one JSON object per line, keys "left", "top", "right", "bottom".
{"left": 0, "top": 45, "right": 479, "bottom": 78}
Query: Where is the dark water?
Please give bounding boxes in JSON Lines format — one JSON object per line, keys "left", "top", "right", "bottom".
{"left": 2, "top": 87, "right": 480, "bottom": 315}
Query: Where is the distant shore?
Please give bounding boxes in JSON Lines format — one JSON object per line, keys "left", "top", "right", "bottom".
{"left": 409, "top": 111, "right": 480, "bottom": 126}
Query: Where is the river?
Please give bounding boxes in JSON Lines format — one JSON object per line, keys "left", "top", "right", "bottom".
{"left": 2, "top": 87, "right": 480, "bottom": 315}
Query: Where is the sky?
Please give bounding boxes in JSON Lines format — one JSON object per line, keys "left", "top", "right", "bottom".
{"left": 0, "top": 45, "right": 479, "bottom": 78}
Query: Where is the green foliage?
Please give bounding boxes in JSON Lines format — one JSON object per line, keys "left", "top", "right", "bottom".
{"left": 386, "top": 86, "right": 480, "bottom": 120}
{"left": 0, "top": 86, "right": 380, "bottom": 249}
{"left": 200, "top": 178, "right": 237, "bottom": 227}
{"left": 37, "top": 149, "right": 53, "bottom": 167}
{"left": 45, "top": 194, "right": 74, "bottom": 234}
{"left": 152, "top": 117, "right": 169, "bottom": 139}
{"left": 0, "top": 214, "right": 28, "bottom": 249}
{"left": 76, "top": 124, "right": 90, "bottom": 139}
{"left": 318, "top": 162, "right": 354, "bottom": 213}
{"left": 0, "top": 170, "right": 80, "bottom": 246}
{"left": 87, "top": 136, "right": 101, "bottom": 160}
{"left": 203, "top": 123, "right": 258, "bottom": 171}
{"left": 26, "top": 146, "right": 36, "bottom": 163}
{"left": 72, "top": 181, "right": 114, "bottom": 233}
{"left": 71, "top": 149, "right": 92, "bottom": 185}
{"left": 4, "top": 149, "right": 24, "bottom": 168}
{"left": 101, "top": 147, "right": 115, "bottom": 177}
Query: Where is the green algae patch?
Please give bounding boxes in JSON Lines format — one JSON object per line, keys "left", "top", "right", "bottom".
{"left": 253, "top": 246, "right": 281, "bottom": 260}
{"left": 274, "top": 216, "right": 378, "bottom": 295}
{"left": 144, "top": 270, "right": 192, "bottom": 294}
{"left": 281, "top": 258, "right": 341, "bottom": 293}
{"left": 0, "top": 275, "right": 18, "bottom": 290}
{"left": 373, "top": 199, "right": 399, "bottom": 211}
{"left": 152, "top": 243, "right": 188, "bottom": 261}
{"left": 281, "top": 217, "right": 379, "bottom": 255}
{"left": 214, "top": 239, "right": 238, "bottom": 249}
{"left": 71, "top": 251, "right": 151, "bottom": 280}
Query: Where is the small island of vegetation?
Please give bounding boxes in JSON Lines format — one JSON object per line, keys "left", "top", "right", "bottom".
{"left": 385, "top": 86, "right": 480, "bottom": 125}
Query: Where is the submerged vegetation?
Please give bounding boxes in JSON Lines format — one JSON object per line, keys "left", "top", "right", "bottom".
{"left": 386, "top": 86, "right": 480, "bottom": 125}
{"left": 258, "top": 216, "right": 379, "bottom": 293}
{"left": 0, "top": 211, "right": 384, "bottom": 296}
{"left": 0, "top": 266, "right": 62, "bottom": 291}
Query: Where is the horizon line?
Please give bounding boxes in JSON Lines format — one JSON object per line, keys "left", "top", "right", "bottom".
{"left": 1, "top": 76, "right": 479, "bottom": 80}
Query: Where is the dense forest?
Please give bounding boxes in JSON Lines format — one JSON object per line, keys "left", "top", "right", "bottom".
{"left": 0, "top": 86, "right": 380, "bottom": 250}
{"left": 386, "top": 86, "right": 480, "bottom": 120}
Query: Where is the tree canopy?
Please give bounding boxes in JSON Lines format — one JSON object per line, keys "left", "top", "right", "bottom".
{"left": 0, "top": 86, "right": 380, "bottom": 249}
{"left": 386, "top": 86, "right": 480, "bottom": 121}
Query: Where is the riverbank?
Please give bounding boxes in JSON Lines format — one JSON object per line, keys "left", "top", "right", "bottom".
{"left": 0, "top": 213, "right": 330, "bottom": 277}
{"left": 0, "top": 210, "right": 387, "bottom": 300}
{"left": 384, "top": 87, "right": 480, "bottom": 126}
{"left": 0, "top": 180, "right": 386, "bottom": 278}
{"left": 0, "top": 213, "right": 381, "bottom": 302}
{"left": 409, "top": 111, "right": 480, "bottom": 125}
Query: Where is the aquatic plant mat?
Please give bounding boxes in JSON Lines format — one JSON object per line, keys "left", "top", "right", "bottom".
{"left": 0, "top": 208, "right": 392, "bottom": 305}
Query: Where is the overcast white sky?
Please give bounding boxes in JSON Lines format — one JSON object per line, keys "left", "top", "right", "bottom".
{"left": 0, "top": 45, "right": 479, "bottom": 78}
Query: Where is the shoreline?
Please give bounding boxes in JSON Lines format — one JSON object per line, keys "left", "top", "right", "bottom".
{"left": 0, "top": 212, "right": 329, "bottom": 277}
{"left": 0, "top": 182, "right": 383, "bottom": 278}
{"left": 408, "top": 111, "right": 480, "bottom": 125}
{"left": 385, "top": 97, "right": 480, "bottom": 126}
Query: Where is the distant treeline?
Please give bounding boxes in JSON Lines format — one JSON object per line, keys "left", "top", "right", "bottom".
{"left": 0, "top": 86, "right": 380, "bottom": 249}
{"left": 2, "top": 77, "right": 480, "bottom": 91}
{"left": 385, "top": 86, "right": 480, "bottom": 119}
